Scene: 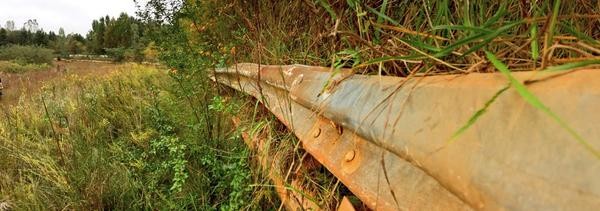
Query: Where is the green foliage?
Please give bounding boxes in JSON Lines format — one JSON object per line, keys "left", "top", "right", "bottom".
{"left": 0, "top": 64, "right": 266, "bottom": 210}
{"left": 87, "top": 13, "right": 148, "bottom": 61}
{"left": 0, "top": 60, "right": 50, "bottom": 73}
{"left": 0, "top": 45, "right": 54, "bottom": 65}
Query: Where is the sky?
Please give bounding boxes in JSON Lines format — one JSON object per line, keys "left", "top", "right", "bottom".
{"left": 0, "top": 0, "right": 139, "bottom": 35}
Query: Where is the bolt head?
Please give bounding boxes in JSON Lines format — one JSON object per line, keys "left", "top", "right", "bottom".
{"left": 345, "top": 150, "right": 356, "bottom": 162}
{"left": 312, "top": 128, "right": 321, "bottom": 138}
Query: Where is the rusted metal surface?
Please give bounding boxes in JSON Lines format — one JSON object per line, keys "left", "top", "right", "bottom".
{"left": 214, "top": 64, "right": 469, "bottom": 210}
{"left": 213, "top": 63, "right": 600, "bottom": 210}
{"left": 337, "top": 197, "right": 356, "bottom": 211}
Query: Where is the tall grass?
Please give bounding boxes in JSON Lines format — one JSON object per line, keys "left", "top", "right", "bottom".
{"left": 231, "top": 96, "right": 352, "bottom": 209}
{"left": 0, "top": 64, "right": 277, "bottom": 210}
{"left": 193, "top": 0, "right": 599, "bottom": 75}
{"left": 132, "top": 0, "right": 600, "bottom": 208}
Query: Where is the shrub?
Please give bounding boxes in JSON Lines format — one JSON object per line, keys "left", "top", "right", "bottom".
{"left": 106, "top": 47, "right": 145, "bottom": 62}
{"left": 0, "top": 45, "right": 54, "bottom": 65}
{"left": 0, "top": 61, "right": 50, "bottom": 73}
{"left": 105, "top": 47, "right": 126, "bottom": 62}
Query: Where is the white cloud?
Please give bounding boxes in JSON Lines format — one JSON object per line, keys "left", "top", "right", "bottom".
{"left": 0, "top": 0, "right": 138, "bottom": 35}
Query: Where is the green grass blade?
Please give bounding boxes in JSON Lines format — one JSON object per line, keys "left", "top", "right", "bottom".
{"left": 542, "top": 59, "right": 600, "bottom": 72}
{"left": 404, "top": 38, "right": 442, "bottom": 53}
{"left": 374, "top": 0, "right": 389, "bottom": 42}
{"left": 482, "top": 2, "right": 507, "bottom": 27}
{"left": 543, "top": 0, "right": 561, "bottom": 67}
{"left": 485, "top": 51, "right": 600, "bottom": 160}
{"left": 366, "top": 6, "right": 400, "bottom": 26}
{"left": 316, "top": 0, "right": 337, "bottom": 21}
{"left": 462, "top": 0, "right": 472, "bottom": 27}
{"left": 433, "top": 32, "right": 487, "bottom": 58}
{"left": 546, "top": 0, "right": 561, "bottom": 46}
{"left": 431, "top": 25, "right": 492, "bottom": 33}
{"left": 562, "top": 22, "right": 600, "bottom": 45}
{"left": 460, "top": 21, "right": 523, "bottom": 58}
{"left": 449, "top": 85, "right": 510, "bottom": 142}
{"left": 530, "top": 3, "right": 541, "bottom": 61}
{"left": 530, "top": 24, "right": 540, "bottom": 60}
{"left": 355, "top": 55, "right": 422, "bottom": 68}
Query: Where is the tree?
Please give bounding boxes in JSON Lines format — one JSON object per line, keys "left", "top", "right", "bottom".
{"left": 23, "top": 19, "right": 39, "bottom": 32}
{"left": 58, "top": 28, "right": 65, "bottom": 38}
{"left": 56, "top": 27, "right": 67, "bottom": 56}
{"left": 17, "top": 30, "right": 32, "bottom": 45}
{"left": 86, "top": 13, "right": 149, "bottom": 59}
{"left": 5, "top": 20, "right": 15, "bottom": 31}
{"left": 33, "top": 30, "right": 49, "bottom": 46}
{"left": 88, "top": 18, "right": 107, "bottom": 54}
{"left": 48, "top": 31, "right": 57, "bottom": 42}
{"left": 0, "top": 29, "right": 7, "bottom": 46}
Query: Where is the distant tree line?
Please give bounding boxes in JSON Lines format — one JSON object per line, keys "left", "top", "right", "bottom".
{"left": 0, "top": 13, "right": 155, "bottom": 62}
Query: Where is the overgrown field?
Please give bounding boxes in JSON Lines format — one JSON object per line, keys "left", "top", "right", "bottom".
{"left": 2, "top": 0, "right": 598, "bottom": 210}
{"left": 0, "top": 64, "right": 283, "bottom": 210}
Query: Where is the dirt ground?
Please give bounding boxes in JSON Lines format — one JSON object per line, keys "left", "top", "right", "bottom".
{"left": 0, "top": 60, "right": 121, "bottom": 105}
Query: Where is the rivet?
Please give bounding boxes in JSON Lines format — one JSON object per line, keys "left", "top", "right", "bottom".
{"left": 345, "top": 150, "right": 356, "bottom": 162}
{"left": 313, "top": 128, "right": 321, "bottom": 138}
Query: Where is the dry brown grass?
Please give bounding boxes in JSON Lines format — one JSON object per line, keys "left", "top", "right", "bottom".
{"left": 0, "top": 60, "right": 124, "bottom": 105}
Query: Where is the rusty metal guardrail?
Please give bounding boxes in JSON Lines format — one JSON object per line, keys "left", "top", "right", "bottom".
{"left": 213, "top": 63, "right": 600, "bottom": 210}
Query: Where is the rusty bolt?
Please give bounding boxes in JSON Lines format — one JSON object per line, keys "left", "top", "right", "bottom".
{"left": 313, "top": 128, "right": 321, "bottom": 138}
{"left": 345, "top": 150, "right": 356, "bottom": 162}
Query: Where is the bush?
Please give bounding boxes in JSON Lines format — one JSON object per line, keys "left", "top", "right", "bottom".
{"left": 0, "top": 61, "right": 50, "bottom": 73}
{"left": 106, "top": 47, "right": 144, "bottom": 62}
{"left": 0, "top": 45, "right": 54, "bottom": 65}
{"left": 105, "top": 47, "right": 126, "bottom": 62}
